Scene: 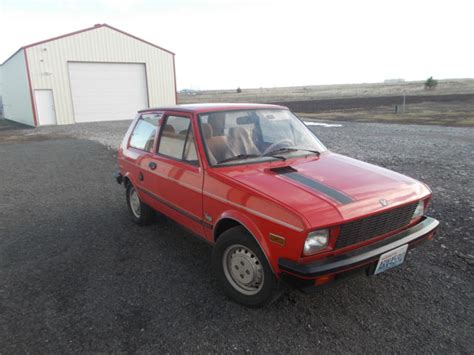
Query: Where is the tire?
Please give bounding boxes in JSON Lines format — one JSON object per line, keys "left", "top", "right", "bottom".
{"left": 126, "top": 183, "right": 155, "bottom": 225}
{"left": 212, "top": 226, "right": 280, "bottom": 307}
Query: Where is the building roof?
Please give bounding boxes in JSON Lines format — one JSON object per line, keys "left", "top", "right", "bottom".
{"left": 139, "top": 103, "right": 288, "bottom": 114}
{"left": 1, "top": 23, "right": 174, "bottom": 66}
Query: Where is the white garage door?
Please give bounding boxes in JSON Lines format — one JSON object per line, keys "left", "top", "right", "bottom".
{"left": 68, "top": 62, "right": 148, "bottom": 123}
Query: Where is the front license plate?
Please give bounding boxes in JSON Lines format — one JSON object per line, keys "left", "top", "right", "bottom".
{"left": 374, "top": 244, "right": 408, "bottom": 275}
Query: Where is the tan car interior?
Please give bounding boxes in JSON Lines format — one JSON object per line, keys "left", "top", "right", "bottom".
{"left": 202, "top": 123, "right": 261, "bottom": 164}
{"left": 156, "top": 115, "right": 262, "bottom": 165}
{"left": 159, "top": 123, "right": 197, "bottom": 162}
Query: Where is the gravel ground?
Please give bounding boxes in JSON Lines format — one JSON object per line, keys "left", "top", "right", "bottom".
{"left": 22, "top": 120, "right": 132, "bottom": 149}
{"left": 0, "top": 120, "right": 473, "bottom": 353}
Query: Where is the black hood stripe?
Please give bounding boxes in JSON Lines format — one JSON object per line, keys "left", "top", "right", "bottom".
{"left": 281, "top": 172, "right": 354, "bottom": 204}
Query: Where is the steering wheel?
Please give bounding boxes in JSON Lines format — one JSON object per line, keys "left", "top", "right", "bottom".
{"left": 263, "top": 139, "right": 293, "bottom": 155}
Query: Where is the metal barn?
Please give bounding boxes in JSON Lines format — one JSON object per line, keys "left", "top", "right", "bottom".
{"left": 0, "top": 24, "right": 176, "bottom": 126}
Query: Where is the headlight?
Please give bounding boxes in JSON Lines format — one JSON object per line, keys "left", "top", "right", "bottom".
{"left": 303, "top": 229, "right": 329, "bottom": 256}
{"left": 412, "top": 200, "right": 424, "bottom": 220}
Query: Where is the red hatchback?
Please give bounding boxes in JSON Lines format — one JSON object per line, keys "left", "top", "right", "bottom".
{"left": 116, "top": 103, "right": 439, "bottom": 306}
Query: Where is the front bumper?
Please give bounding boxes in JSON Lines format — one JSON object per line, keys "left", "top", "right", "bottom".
{"left": 278, "top": 216, "right": 439, "bottom": 284}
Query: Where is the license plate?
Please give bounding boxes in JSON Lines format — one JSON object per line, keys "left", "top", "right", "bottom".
{"left": 374, "top": 244, "right": 408, "bottom": 275}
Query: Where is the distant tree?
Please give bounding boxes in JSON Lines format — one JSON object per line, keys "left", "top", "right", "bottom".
{"left": 236, "top": 87, "right": 242, "bottom": 93}
{"left": 425, "top": 76, "right": 438, "bottom": 90}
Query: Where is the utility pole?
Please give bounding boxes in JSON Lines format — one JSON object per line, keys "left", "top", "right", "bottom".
{"left": 402, "top": 92, "right": 406, "bottom": 114}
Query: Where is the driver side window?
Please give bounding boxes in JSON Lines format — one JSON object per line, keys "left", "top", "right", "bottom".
{"left": 157, "top": 115, "right": 199, "bottom": 165}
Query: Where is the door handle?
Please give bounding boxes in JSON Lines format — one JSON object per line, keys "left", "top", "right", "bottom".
{"left": 148, "top": 162, "right": 157, "bottom": 170}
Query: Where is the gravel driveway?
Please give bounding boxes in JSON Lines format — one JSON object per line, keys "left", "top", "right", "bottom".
{"left": 0, "top": 120, "right": 472, "bottom": 353}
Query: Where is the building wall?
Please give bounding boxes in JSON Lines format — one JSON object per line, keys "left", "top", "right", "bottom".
{"left": 0, "top": 50, "right": 35, "bottom": 125}
{"left": 26, "top": 26, "right": 175, "bottom": 125}
{"left": 0, "top": 66, "right": 3, "bottom": 117}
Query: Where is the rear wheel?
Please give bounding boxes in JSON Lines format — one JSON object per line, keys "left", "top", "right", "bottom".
{"left": 212, "top": 226, "right": 280, "bottom": 307}
{"left": 126, "top": 183, "right": 155, "bottom": 225}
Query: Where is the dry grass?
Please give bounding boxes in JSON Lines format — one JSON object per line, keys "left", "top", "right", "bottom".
{"left": 299, "top": 100, "right": 474, "bottom": 127}
{"left": 179, "top": 79, "right": 474, "bottom": 104}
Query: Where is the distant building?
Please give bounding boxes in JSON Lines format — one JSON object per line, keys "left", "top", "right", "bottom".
{"left": 0, "top": 24, "right": 176, "bottom": 126}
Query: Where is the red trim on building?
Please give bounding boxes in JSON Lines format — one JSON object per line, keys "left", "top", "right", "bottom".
{"left": 103, "top": 24, "right": 175, "bottom": 55}
{"left": 1, "top": 23, "right": 174, "bottom": 65}
{"left": 173, "top": 56, "right": 178, "bottom": 104}
{"left": 23, "top": 48, "right": 38, "bottom": 127}
{"left": 23, "top": 24, "right": 105, "bottom": 49}
{"left": 22, "top": 23, "right": 174, "bottom": 54}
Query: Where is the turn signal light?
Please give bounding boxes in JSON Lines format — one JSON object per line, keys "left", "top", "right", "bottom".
{"left": 314, "top": 275, "right": 334, "bottom": 286}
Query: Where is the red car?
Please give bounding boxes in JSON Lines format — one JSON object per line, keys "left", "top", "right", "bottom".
{"left": 116, "top": 103, "right": 439, "bottom": 307}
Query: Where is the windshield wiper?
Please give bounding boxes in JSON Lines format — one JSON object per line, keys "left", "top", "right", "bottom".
{"left": 264, "top": 147, "right": 320, "bottom": 157}
{"left": 217, "top": 154, "right": 261, "bottom": 164}
{"left": 293, "top": 147, "right": 321, "bottom": 156}
{"left": 218, "top": 152, "right": 286, "bottom": 165}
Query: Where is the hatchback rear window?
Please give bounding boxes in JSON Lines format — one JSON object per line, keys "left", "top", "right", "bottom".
{"left": 129, "top": 113, "right": 161, "bottom": 151}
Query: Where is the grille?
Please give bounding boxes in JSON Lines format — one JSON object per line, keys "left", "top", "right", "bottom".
{"left": 335, "top": 202, "right": 418, "bottom": 249}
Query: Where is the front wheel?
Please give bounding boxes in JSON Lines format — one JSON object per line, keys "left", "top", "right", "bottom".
{"left": 212, "top": 226, "right": 280, "bottom": 307}
{"left": 126, "top": 183, "right": 155, "bottom": 225}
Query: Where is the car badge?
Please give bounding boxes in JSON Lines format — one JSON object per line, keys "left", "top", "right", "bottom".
{"left": 379, "top": 199, "right": 389, "bottom": 207}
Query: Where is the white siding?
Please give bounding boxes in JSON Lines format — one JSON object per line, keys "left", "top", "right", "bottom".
{"left": 26, "top": 26, "right": 175, "bottom": 125}
{"left": 0, "top": 50, "right": 35, "bottom": 126}
{"left": 0, "top": 67, "right": 3, "bottom": 117}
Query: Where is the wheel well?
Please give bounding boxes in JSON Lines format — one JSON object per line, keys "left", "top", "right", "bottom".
{"left": 214, "top": 218, "right": 243, "bottom": 241}
{"left": 213, "top": 217, "right": 275, "bottom": 275}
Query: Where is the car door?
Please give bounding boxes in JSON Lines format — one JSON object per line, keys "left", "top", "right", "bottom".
{"left": 146, "top": 112, "right": 205, "bottom": 237}
{"left": 125, "top": 111, "right": 163, "bottom": 209}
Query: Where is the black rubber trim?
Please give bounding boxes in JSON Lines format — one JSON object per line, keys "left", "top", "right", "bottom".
{"left": 203, "top": 222, "right": 213, "bottom": 229}
{"left": 281, "top": 267, "right": 366, "bottom": 293}
{"left": 115, "top": 171, "right": 123, "bottom": 185}
{"left": 138, "top": 187, "right": 213, "bottom": 229}
{"left": 281, "top": 172, "right": 354, "bottom": 204}
{"left": 278, "top": 216, "right": 439, "bottom": 278}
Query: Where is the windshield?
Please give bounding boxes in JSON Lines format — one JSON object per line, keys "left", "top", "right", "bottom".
{"left": 198, "top": 109, "right": 327, "bottom": 166}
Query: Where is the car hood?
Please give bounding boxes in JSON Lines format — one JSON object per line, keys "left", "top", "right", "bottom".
{"left": 221, "top": 152, "right": 431, "bottom": 229}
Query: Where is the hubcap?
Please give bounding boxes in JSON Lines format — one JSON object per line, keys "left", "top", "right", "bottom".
{"left": 129, "top": 187, "right": 141, "bottom": 218}
{"left": 222, "top": 244, "right": 264, "bottom": 296}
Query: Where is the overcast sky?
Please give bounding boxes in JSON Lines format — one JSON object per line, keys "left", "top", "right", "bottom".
{"left": 1, "top": 0, "right": 473, "bottom": 90}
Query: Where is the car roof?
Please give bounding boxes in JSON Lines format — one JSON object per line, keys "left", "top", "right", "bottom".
{"left": 138, "top": 103, "right": 288, "bottom": 114}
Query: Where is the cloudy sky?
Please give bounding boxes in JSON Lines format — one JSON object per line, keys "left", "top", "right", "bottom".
{"left": 1, "top": 0, "right": 473, "bottom": 90}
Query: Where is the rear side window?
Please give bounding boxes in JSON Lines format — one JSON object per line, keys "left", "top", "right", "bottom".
{"left": 129, "top": 113, "right": 162, "bottom": 151}
{"left": 157, "top": 115, "right": 198, "bottom": 165}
